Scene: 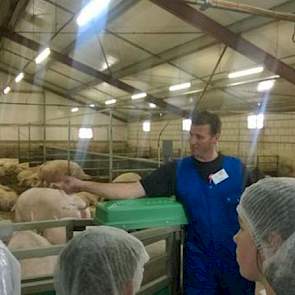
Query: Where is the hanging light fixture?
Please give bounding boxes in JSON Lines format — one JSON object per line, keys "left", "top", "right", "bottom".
{"left": 228, "top": 66, "right": 264, "bottom": 79}
{"left": 15, "top": 72, "right": 24, "bottom": 83}
{"left": 169, "top": 82, "right": 191, "bottom": 92}
{"left": 35, "top": 47, "right": 51, "bottom": 64}
{"left": 3, "top": 86, "right": 11, "bottom": 95}
{"left": 131, "top": 92, "right": 147, "bottom": 100}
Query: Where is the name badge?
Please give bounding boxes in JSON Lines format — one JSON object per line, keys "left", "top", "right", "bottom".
{"left": 211, "top": 169, "right": 229, "bottom": 185}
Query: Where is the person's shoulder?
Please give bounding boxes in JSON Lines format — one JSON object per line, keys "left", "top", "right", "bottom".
{"left": 222, "top": 154, "right": 241, "bottom": 162}
{"left": 177, "top": 156, "right": 193, "bottom": 162}
{"left": 176, "top": 156, "right": 194, "bottom": 167}
{"left": 221, "top": 154, "right": 244, "bottom": 166}
{"left": 162, "top": 159, "right": 177, "bottom": 167}
{"left": 174, "top": 156, "right": 193, "bottom": 161}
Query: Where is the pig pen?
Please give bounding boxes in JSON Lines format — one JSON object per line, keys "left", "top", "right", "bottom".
{"left": 0, "top": 219, "right": 182, "bottom": 295}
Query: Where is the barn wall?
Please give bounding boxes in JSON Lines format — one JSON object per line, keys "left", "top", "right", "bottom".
{"left": 0, "top": 91, "right": 126, "bottom": 140}
{"left": 0, "top": 91, "right": 127, "bottom": 157}
{"left": 127, "top": 113, "right": 295, "bottom": 175}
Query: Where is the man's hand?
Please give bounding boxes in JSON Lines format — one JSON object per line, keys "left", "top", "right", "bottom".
{"left": 53, "top": 176, "right": 146, "bottom": 200}
{"left": 52, "top": 176, "right": 84, "bottom": 194}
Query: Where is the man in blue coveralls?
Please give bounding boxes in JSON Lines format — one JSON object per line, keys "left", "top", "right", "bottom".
{"left": 55, "top": 110, "right": 256, "bottom": 294}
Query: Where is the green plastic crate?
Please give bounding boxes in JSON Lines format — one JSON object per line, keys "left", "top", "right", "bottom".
{"left": 94, "top": 197, "right": 188, "bottom": 230}
{"left": 154, "top": 288, "right": 170, "bottom": 295}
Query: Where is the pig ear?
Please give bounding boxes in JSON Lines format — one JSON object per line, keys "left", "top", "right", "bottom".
{"left": 50, "top": 182, "right": 65, "bottom": 190}
{"left": 82, "top": 173, "right": 91, "bottom": 180}
{"left": 50, "top": 183, "right": 58, "bottom": 189}
{"left": 75, "top": 196, "right": 89, "bottom": 210}
{"left": 77, "top": 202, "right": 88, "bottom": 210}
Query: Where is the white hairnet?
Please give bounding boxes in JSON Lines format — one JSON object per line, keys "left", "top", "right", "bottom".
{"left": 0, "top": 240, "right": 21, "bottom": 295}
{"left": 238, "top": 177, "right": 295, "bottom": 294}
{"left": 0, "top": 222, "right": 13, "bottom": 242}
{"left": 54, "top": 226, "right": 149, "bottom": 295}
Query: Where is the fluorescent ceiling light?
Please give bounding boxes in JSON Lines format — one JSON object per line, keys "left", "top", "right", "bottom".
{"left": 15, "top": 72, "right": 24, "bottom": 83}
{"left": 131, "top": 92, "right": 147, "bottom": 100}
{"left": 99, "top": 55, "right": 118, "bottom": 71}
{"left": 89, "top": 104, "right": 95, "bottom": 108}
{"left": 142, "top": 120, "right": 151, "bottom": 132}
{"left": 105, "top": 99, "right": 117, "bottom": 105}
{"left": 78, "top": 128, "right": 93, "bottom": 139}
{"left": 182, "top": 118, "right": 192, "bottom": 131}
{"left": 182, "top": 74, "right": 280, "bottom": 95}
{"left": 76, "top": 0, "right": 111, "bottom": 27}
{"left": 169, "top": 82, "right": 191, "bottom": 92}
{"left": 228, "top": 66, "right": 264, "bottom": 79}
{"left": 149, "top": 103, "right": 157, "bottom": 108}
{"left": 71, "top": 107, "right": 79, "bottom": 113}
{"left": 182, "top": 88, "right": 203, "bottom": 95}
{"left": 228, "top": 75, "right": 279, "bottom": 88}
{"left": 35, "top": 47, "right": 51, "bottom": 64}
{"left": 257, "top": 79, "right": 275, "bottom": 92}
{"left": 3, "top": 86, "right": 11, "bottom": 95}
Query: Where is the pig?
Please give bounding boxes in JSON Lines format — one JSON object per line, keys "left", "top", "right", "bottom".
{"left": 8, "top": 230, "right": 57, "bottom": 279}
{"left": 0, "top": 184, "right": 18, "bottom": 211}
{"left": 14, "top": 188, "right": 91, "bottom": 244}
{"left": 112, "top": 172, "right": 141, "bottom": 183}
{"left": 15, "top": 187, "right": 90, "bottom": 222}
{"left": 0, "top": 158, "right": 19, "bottom": 177}
{"left": 38, "top": 160, "right": 91, "bottom": 186}
{"left": 17, "top": 166, "right": 40, "bottom": 188}
{"left": 76, "top": 191, "right": 104, "bottom": 207}
{"left": 0, "top": 158, "right": 26, "bottom": 187}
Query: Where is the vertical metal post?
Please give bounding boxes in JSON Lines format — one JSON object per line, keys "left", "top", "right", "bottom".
{"left": 237, "top": 124, "right": 241, "bottom": 157}
{"left": 43, "top": 92, "right": 47, "bottom": 163}
{"left": 28, "top": 123, "right": 31, "bottom": 163}
{"left": 166, "top": 228, "right": 182, "bottom": 295}
{"left": 67, "top": 121, "right": 71, "bottom": 175}
{"left": 109, "top": 110, "right": 113, "bottom": 182}
{"left": 17, "top": 126, "right": 21, "bottom": 160}
{"left": 181, "top": 130, "right": 184, "bottom": 157}
{"left": 65, "top": 223, "right": 74, "bottom": 242}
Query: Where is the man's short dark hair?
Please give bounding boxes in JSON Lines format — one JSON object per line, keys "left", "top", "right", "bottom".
{"left": 191, "top": 110, "right": 221, "bottom": 135}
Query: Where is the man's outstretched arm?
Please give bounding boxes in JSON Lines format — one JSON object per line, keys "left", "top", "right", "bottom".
{"left": 53, "top": 176, "right": 146, "bottom": 200}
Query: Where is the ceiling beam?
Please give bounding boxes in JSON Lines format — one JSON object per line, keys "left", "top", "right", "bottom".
{"left": 0, "top": 27, "right": 187, "bottom": 117}
{"left": 195, "top": 0, "right": 295, "bottom": 22}
{"left": 113, "top": 0, "right": 295, "bottom": 79}
{"left": 44, "top": 0, "right": 140, "bottom": 77}
{"left": 0, "top": 0, "right": 18, "bottom": 27}
{"left": 68, "top": 2, "right": 292, "bottom": 110}
{"left": 151, "top": 0, "right": 295, "bottom": 85}
{"left": 7, "top": 0, "right": 30, "bottom": 28}
{"left": 0, "top": 46, "right": 129, "bottom": 122}
{"left": 0, "top": 0, "right": 27, "bottom": 48}
{"left": 40, "top": 0, "right": 141, "bottom": 101}
{"left": 61, "top": 0, "right": 141, "bottom": 55}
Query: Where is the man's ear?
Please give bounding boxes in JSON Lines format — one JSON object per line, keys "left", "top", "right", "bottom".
{"left": 212, "top": 132, "right": 220, "bottom": 143}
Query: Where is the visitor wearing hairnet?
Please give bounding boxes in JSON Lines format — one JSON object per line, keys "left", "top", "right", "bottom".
{"left": 0, "top": 240, "right": 21, "bottom": 295}
{"left": 234, "top": 177, "right": 295, "bottom": 295}
{"left": 54, "top": 226, "right": 149, "bottom": 295}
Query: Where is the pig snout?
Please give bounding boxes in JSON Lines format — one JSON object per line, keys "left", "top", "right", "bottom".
{"left": 79, "top": 207, "right": 91, "bottom": 219}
